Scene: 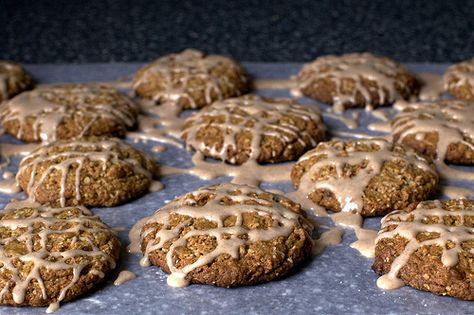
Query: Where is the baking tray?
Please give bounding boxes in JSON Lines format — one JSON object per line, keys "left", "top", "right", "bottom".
{"left": 0, "top": 62, "right": 471, "bottom": 315}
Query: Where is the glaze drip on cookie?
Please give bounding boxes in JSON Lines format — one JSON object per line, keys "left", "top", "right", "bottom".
{"left": 133, "top": 49, "right": 248, "bottom": 109}
{"left": 0, "top": 84, "right": 138, "bottom": 142}
{"left": 17, "top": 138, "right": 158, "bottom": 207}
{"left": 291, "top": 139, "right": 437, "bottom": 217}
{"left": 391, "top": 100, "right": 474, "bottom": 165}
{"left": 0, "top": 205, "right": 119, "bottom": 311}
{"left": 182, "top": 95, "right": 325, "bottom": 165}
{"left": 375, "top": 200, "right": 474, "bottom": 295}
{"left": 297, "top": 53, "right": 418, "bottom": 112}
{"left": 130, "top": 183, "right": 313, "bottom": 287}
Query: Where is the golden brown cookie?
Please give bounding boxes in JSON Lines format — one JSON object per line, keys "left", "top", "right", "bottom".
{"left": 0, "top": 205, "right": 120, "bottom": 311}
{"left": 135, "top": 183, "right": 313, "bottom": 287}
{"left": 0, "top": 61, "right": 33, "bottom": 101}
{"left": 391, "top": 100, "right": 474, "bottom": 165}
{"left": 373, "top": 199, "right": 474, "bottom": 300}
{"left": 16, "top": 137, "right": 158, "bottom": 207}
{"left": 296, "top": 53, "right": 419, "bottom": 111}
{"left": 291, "top": 139, "right": 438, "bottom": 217}
{"left": 133, "top": 49, "right": 249, "bottom": 109}
{"left": 182, "top": 95, "right": 325, "bottom": 165}
{"left": 0, "top": 84, "right": 138, "bottom": 143}
{"left": 444, "top": 57, "right": 474, "bottom": 100}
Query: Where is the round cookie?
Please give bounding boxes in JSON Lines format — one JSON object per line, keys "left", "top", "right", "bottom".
{"left": 135, "top": 183, "right": 313, "bottom": 287}
{"left": 296, "top": 53, "right": 419, "bottom": 111}
{"left": 373, "top": 199, "right": 474, "bottom": 300}
{"left": 290, "top": 139, "right": 438, "bottom": 217}
{"left": 0, "top": 205, "right": 120, "bottom": 311}
{"left": 181, "top": 95, "right": 325, "bottom": 165}
{"left": 133, "top": 49, "right": 249, "bottom": 109}
{"left": 391, "top": 100, "right": 474, "bottom": 165}
{"left": 0, "top": 84, "right": 139, "bottom": 143}
{"left": 0, "top": 61, "right": 33, "bottom": 101}
{"left": 444, "top": 57, "right": 474, "bottom": 101}
{"left": 16, "top": 137, "right": 159, "bottom": 208}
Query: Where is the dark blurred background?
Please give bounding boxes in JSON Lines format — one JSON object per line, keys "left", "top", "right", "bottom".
{"left": 1, "top": 0, "right": 474, "bottom": 63}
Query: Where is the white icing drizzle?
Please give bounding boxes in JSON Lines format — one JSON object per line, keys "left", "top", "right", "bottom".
{"left": 160, "top": 152, "right": 293, "bottom": 187}
{"left": 418, "top": 73, "right": 445, "bottom": 101}
{"left": 290, "top": 87, "right": 303, "bottom": 98}
{"left": 440, "top": 185, "right": 474, "bottom": 199}
{"left": 253, "top": 79, "right": 295, "bottom": 90}
{"left": 151, "top": 144, "right": 166, "bottom": 153}
{"left": 126, "top": 100, "right": 184, "bottom": 148}
{"left": 350, "top": 227, "right": 378, "bottom": 258}
{"left": 114, "top": 270, "right": 137, "bottom": 286}
{"left": 312, "top": 227, "right": 343, "bottom": 255}
{"left": 331, "top": 211, "right": 363, "bottom": 228}
{"left": 368, "top": 121, "right": 392, "bottom": 133}
{"left": 392, "top": 99, "right": 412, "bottom": 111}
{"left": 0, "top": 205, "right": 118, "bottom": 311}
{"left": 297, "top": 53, "right": 411, "bottom": 111}
{"left": 2, "top": 171, "right": 14, "bottom": 180}
{"left": 365, "top": 105, "right": 389, "bottom": 121}
{"left": 182, "top": 95, "right": 324, "bottom": 164}
{"left": 376, "top": 200, "right": 474, "bottom": 290}
{"left": 130, "top": 183, "right": 312, "bottom": 287}
{"left": 133, "top": 49, "right": 247, "bottom": 108}
{"left": 330, "top": 130, "right": 383, "bottom": 140}
{"left": 46, "top": 302, "right": 60, "bottom": 313}
{"left": 0, "top": 179, "right": 20, "bottom": 194}
{"left": 0, "top": 143, "right": 38, "bottom": 170}
{"left": 0, "top": 84, "right": 138, "bottom": 142}
{"left": 17, "top": 138, "right": 158, "bottom": 207}
{"left": 128, "top": 216, "right": 150, "bottom": 254}
{"left": 293, "top": 139, "right": 436, "bottom": 215}
{"left": 323, "top": 111, "right": 359, "bottom": 129}
{"left": 149, "top": 180, "right": 164, "bottom": 193}
{"left": 391, "top": 100, "right": 474, "bottom": 167}
{"left": 330, "top": 211, "right": 377, "bottom": 258}
{"left": 435, "top": 163, "right": 474, "bottom": 181}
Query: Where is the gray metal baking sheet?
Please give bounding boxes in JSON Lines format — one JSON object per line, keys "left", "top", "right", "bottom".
{"left": 0, "top": 62, "right": 471, "bottom": 315}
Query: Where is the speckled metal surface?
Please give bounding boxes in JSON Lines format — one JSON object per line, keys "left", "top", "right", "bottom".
{"left": 2, "top": 0, "right": 474, "bottom": 63}
{"left": 0, "top": 63, "right": 472, "bottom": 315}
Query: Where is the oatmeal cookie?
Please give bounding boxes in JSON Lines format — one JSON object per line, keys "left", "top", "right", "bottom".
{"left": 0, "top": 205, "right": 120, "bottom": 310}
{"left": 136, "top": 183, "right": 313, "bottom": 287}
{"left": 373, "top": 199, "right": 474, "bottom": 300}
{"left": 391, "top": 100, "right": 474, "bottom": 165}
{"left": 16, "top": 137, "right": 158, "bottom": 207}
{"left": 0, "top": 83, "right": 138, "bottom": 142}
{"left": 182, "top": 95, "right": 325, "bottom": 164}
{"left": 296, "top": 53, "right": 419, "bottom": 111}
{"left": 444, "top": 57, "right": 474, "bottom": 101}
{"left": 133, "top": 49, "right": 249, "bottom": 109}
{"left": 291, "top": 139, "right": 438, "bottom": 217}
